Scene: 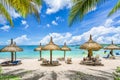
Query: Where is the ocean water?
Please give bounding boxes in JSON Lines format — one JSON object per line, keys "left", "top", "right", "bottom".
{"left": 0, "top": 44, "right": 120, "bottom": 59}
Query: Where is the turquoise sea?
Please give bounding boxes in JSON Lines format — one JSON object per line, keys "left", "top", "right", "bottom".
{"left": 0, "top": 44, "right": 120, "bottom": 59}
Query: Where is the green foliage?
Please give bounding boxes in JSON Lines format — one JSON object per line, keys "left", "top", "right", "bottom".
{"left": 0, "top": 66, "right": 20, "bottom": 80}
{"left": 0, "top": 2, "right": 13, "bottom": 26}
{"left": 0, "top": 0, "right": 42, "bottom": 26}
{"left": 113, "top": 67, "right": 120, "bottom": 80}
{"left": 69, "top": 0, "right": 120, "bottom": 26}
{"left": 108, "top": 0, "right": 120, "bottom": 16}
{"left": 69, "top": 0, "right": 105, "bottom": 26}
{"left": 0, "top": 66, "right": 2, "bottom": 74}
{"left": 116, "top": 67, "right": 120, "bottom": 73}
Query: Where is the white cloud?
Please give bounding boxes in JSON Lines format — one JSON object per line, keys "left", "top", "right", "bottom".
{"left": 21, "top": 20, "right": 27, "bottom": 25}
{"left": 21, "top": 20, "right": 29, "bottom": 29}
{"left": 25, "top": 25, "right": 29, "bottom": 29}
{"left": 0, "top": 25, "right": 10, "bottom": 31}
{"left": 56, "top": 16, "right": 64, "bottom": 22}
{"left": 56, "top": 16, "right": 60, "bottom": 21}
{"left": 9, "top": 8, "right": 21, "bottom": 18}
{"left": 46, "top": 24, "right": 50, "bottom": 27}
{"left": 104, "top": 18, "right": 113, "bottom": 27}
{"left": 40, "top": 32, "right": 72, "bottom": 44}
{"left": 13, "top": 35, "right": 30, "bottom": 44}
{"left": 0, "top": 15, "right": 7, "bottom": 25}
{"left": 68, "top": 19, "right": 120, "bottom": 44}
{"left": 44, "top": 0, "right": 72, "bottom": 14}
{"left": 52, "top": 20, "right": 58, "bottom": 26}
{"left": 0, "top": 8, "right": 20, "bottom": 25}
{"left": 40, "top": 19, "right": 120, "bottom": 45}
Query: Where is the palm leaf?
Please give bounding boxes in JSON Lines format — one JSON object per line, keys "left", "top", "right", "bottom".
{"left": 69, "top": 0, "right": 106, "bottom": 26}
{"left": 0, "top": 0, "right": 42, "bottom": 26}
{"left": 0, "top": 2, "right": 13, "bottom": 26}
{"left": 108, "top": 0, "right": 120, "bottom": 16}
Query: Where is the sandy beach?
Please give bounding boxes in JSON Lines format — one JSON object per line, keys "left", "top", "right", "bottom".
{"left": 1, "top": 57, "right": 120, "bottom": 80}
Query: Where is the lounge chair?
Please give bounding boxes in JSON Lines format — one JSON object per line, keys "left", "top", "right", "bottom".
{"left": 38, "top": 58, "right": 44, "bottom": 61}
{"left": 12, "top": 60, "right": 21, "bottom": 65}
{"left": 0, "top": 61, "right": 10, "bottom": 66}
{"left": 42, "top": 59, "right": 49, "bottom": 65}
{"left": 103, "top": 54, "right": 110, "bottom": 59}
{"left": 65, "top": 58, "right": 72, "bottom": 64}
{"left": 52, "top": 60, "right": 59, "bottom": 66}
{"left": 57, "top": 57, "right": 64, "bottom": 61}
{"left": 109, "top": 56, "right": 115, "bottom": 59}
{"left": 95, "top": 55, "right": 101, "bottom": 61}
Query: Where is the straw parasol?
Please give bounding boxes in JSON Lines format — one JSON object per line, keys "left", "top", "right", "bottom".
{"left": 61, "top": 42, "right": 71, "bottom": 60}
{"left": 34, "top": 43, "right": 43, "bottom": 60}
{"left": 104, "top": 41, "right": 120, "bottom": 56}
{"left": 0, "top": 39, "right": 23, "bottom": 62}
{"left": 42, "top": 37, "right": 60, "bottom": 64}
{"left": 80, "top": 35, "right": 102, "bottom": 58}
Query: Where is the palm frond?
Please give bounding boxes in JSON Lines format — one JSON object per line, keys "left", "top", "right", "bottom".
{"left": 0, "top": 0, "right": 42, "bottom": 26}
{"left": 69, "top": 0, "right": 106, "bottom": 26}
{"left": 0, "top": 2, "right": 13, "bottom": 26}
{"left": 33, "top": 0, "right": 42, "bottom": 6}
{"left": 30, "top": 1, "right": 40, "bottom": 22}
{"left": 108, "top": 0, "right": 120, "bottom": 16}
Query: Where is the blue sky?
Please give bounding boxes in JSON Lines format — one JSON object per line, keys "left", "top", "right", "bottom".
{"left": 0, "top": 0, "right": 120, "bottom": 45}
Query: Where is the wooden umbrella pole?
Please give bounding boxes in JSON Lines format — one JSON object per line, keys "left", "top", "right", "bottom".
{"left": 50, "top": 50, "right": 52, "bottom": 64}
{"left": 88, "top": 49, "right": 93, "bottom": 59}
{"left": 64, "top": 51, "right": 66, "bottom": 60}
{"left": 11, "top": 52, "right": 14, "bottom": 62}
{"left": 40, "top": 51, "right": 42, "bottom": 60}
{"left": 111, "top": 50, "right": 114, "bottom": 56}
{"left": 88, "top": 50, "right": 90, "bottom": 58}
{"left": 15, "top": 52, "right": 16, "bottom": 61}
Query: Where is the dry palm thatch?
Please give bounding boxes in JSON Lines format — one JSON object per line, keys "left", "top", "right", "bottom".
{"left": 42, "top": 37, "right": 60, "bottom": 64}
{"left": 80, "top": 35, "right": 102, "bottom": 58}
{"left": 0, "top": 39, "right": 23, "bottom": 62}
{"left": 61, "top": 42, "right": 71, "bottom": 60}
{"left": 34, "top": 43, "right": 43, "bottom": 60}
{"left": 104, "top": 41, "right": 120, "bottom": 56}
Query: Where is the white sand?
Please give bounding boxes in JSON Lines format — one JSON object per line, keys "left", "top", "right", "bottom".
{"left": 1, "top": 57, "right": 120, "bottom": 79}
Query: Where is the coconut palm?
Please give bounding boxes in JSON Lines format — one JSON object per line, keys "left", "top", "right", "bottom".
{"left": 69, "top": 0, "right": 119, "bottom": 26}
{"left": 0, "top": 0, "right": 42, "bottom": 26}
{"left": 108, "top": 0, "right": 120, "bottom": 16}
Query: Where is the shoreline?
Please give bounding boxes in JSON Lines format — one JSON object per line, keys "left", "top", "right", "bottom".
{"left": 0, "top": 57, "right": 120, "bottom": 79}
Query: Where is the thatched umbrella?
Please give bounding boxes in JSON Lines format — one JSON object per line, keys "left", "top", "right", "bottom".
{"left": 42, "top": 37, "right": 60, "bottom": 64}
{"left": 80, "top": 35, "right": 102, "bottom": 58}
{"left": 34, "top": 43, "right": 43, "bottom": 60}
{"left": 13, "top": 42, "right": 23, "bottom": 61}
{"left": 0, "top": 39, "right": 23, "bottom": 62}
{"left": 104, "top": 41, "right": 120, "bottom": 56}
{"left": 61, "top": 42, "right": 71, "bottom": 60}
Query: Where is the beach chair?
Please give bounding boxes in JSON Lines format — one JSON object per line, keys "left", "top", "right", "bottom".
{"left": 103, "top": 54, "right": 110, "bottom": 59}
{"left": 110, "top": 56, "right": 115, "bottom": 59}
{"left": 42, "top": 59, "right": 49, "bottom": 65}
{"left": 12, "top": 60, "right": 21, "bottom": 65}
{"left": 52, "top": 60, "right": 59, "bottom": 66}
{"left": 65, "top": 58, "right": 72, "bottom": 64}
{"left": 0, "top": 61, "right": 10, "bottom": 66}
{"left": 57, "top": 57, "right": 64, "bottom": 61}
{"left": 95, "top": 55, "right": 101, "bottom": 61}
{"left": 38, "top": 58, "right": 44, "bottom": 61}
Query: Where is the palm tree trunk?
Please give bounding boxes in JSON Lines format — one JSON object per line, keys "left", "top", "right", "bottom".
{"left": 11, "top": 52, "right": 14, "bottom": 62}
{"left": 50, "top": 50, "right": 52, "bottom": 64}
{"left": 64, "top": 51, "right": 66, "bottom": 60}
